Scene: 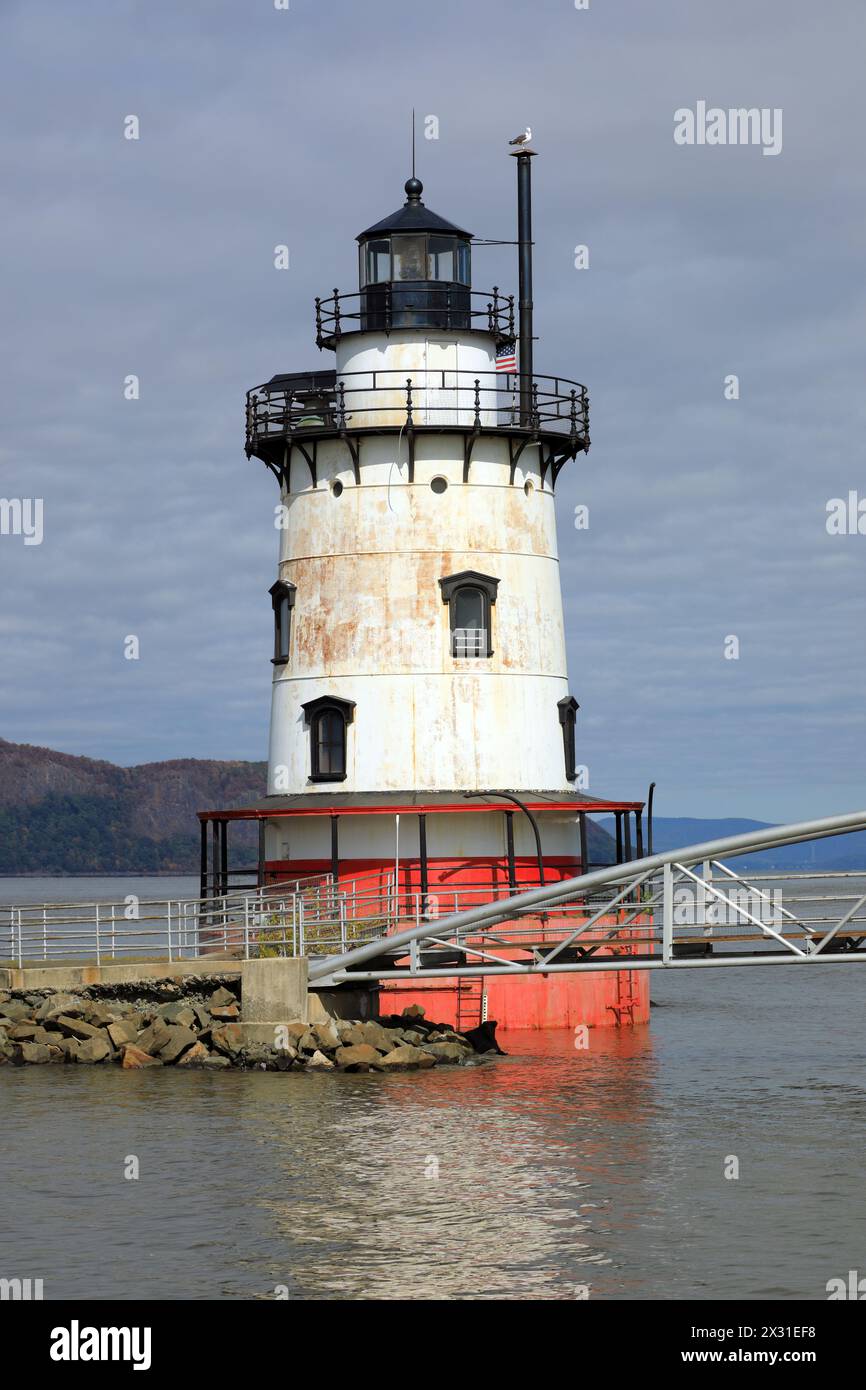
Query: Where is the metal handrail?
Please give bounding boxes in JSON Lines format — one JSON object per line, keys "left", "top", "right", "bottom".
{"left": 315, "top": 285, "right": 515, "bottom": 347}
{"left": 246, "top": 368, "right": 589, "bottom": 451}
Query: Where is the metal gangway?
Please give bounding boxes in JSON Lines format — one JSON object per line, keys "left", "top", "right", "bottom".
{"left": 307, "top": 810, "right": 866, "bottom": 988}
{"left": 3, "top": 812, "right": 866, "bottom": 977}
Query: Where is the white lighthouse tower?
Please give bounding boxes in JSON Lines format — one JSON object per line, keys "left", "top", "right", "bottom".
{"left": 201, "top": 152, "right": 645, "bottom": 935}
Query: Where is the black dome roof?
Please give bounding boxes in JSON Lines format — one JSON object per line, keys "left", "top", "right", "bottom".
{"left": 357, "top": 178, "right": 472, "bottom": 241}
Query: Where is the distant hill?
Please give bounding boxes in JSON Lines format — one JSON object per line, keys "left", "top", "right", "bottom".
{"left": 0, "top": 739, "right": 266, "bottom": 874}
{"left": 596, "top": 816, "right": 866, "bottom": 871}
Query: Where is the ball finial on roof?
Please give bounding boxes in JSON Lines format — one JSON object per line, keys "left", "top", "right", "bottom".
{"left": 404, "top": 177, "right": 423, "bottom": 204}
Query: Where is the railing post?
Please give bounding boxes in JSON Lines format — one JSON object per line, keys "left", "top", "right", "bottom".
{"left": 405, "top": 377, "right": 414, "bottom": 429}
{"left": 16, "top": 908, "right": 22, "bottom": 970}
{"left": 473, "top": 377, "right": 481, "bottom": 428}
{"left": 340, "top": 894, "right": 347, "bottom": 953}
{"left": 110, "top": 904, "right": 116, "bottom": 959}
{"left": 333, "top": 287, "right": 341, "bottom": 339}
{"left": 298, "top": 898, "right": 305, "bottom": 957}
{"left": 95, "top": 904, "right": 101, "bottom": 967}
{"left": 42, "top": 907, "right": 47, "bottom": 959}
{"left": 338, "top": 380, "right": 347, "bottom": 429}
{"left": 662, "top": 863, "right": 674, "bottom": 964}
{"left": 315, "top": 295, "right": 322, "bottom": 347}
{"left": 243, "top": 897, "right": 250, "bottom": 960}
{"left": 166, "top": 902, "right": 173, "bottom": 963}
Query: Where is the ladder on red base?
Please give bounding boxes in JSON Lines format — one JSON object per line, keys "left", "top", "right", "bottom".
{"left": 456, "top": 976, "right": 485, "bottom": 1032}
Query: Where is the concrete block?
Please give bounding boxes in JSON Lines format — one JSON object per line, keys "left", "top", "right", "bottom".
{"left": 241, "top": 957, "right": 309, "bottom": 1024}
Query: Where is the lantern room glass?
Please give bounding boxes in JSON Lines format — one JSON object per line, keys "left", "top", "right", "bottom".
{"left": 391, "top": 234, "right": 426, "bottom": 281}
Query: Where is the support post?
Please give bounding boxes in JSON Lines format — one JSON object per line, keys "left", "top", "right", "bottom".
{"left": 211, "top": 819, "right": 219, "bottom": 897}
{"left": 579, "top": 812, "right": 589, "bottom": 875}
{"left": 624, "top": 813, "right": 632, "bottom": 863}
{"left": 505, "top": 809, "right": 517, "bottom": 891}
{"left": 199, "top": 819, "right": 208, "bottom": 901}
{"left": 220, "top": 819, "right": 228, "bottom": 897}
{"left": 418, "top": 813, "right": 429, "bottom": 909}
{"left": 513, "top": 149, "right": 536, "bottom": 426}
{"left": 330, "top": 814, "right": 340, "bottom": 885}
{"left": 615, "top": 812, "right": 623, "bottom": 864}
{"left": 257, "top": 819, "right": 266, "bottom": 889}
{"left": 662, "top": 862, "right": 674, "bottom": 963}
{"left": 636, "top": 811, "right": 644, "bottom": 860}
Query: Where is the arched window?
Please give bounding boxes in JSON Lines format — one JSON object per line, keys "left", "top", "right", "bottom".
{"left": 439, "top": 570, "right": 499, "bottom": 658}
{"left": 269, "top": 580, "right": 296, "bottom": 666}
{"left": 301, "top": 697, "right": 356, "bottom": 783}
{"left": 557, "top": 696, "right": 579, "bottom": 781}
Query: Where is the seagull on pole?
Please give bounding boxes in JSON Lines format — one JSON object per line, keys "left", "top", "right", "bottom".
{"left": 509, "top": 126, "right": 532, "bottom": 147}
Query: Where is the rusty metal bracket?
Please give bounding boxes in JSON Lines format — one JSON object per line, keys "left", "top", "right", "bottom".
{"left": 293, "top": 439, "right": 317, "bottom": 489}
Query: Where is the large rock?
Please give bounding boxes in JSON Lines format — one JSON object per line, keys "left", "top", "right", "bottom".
{"left": 77, "top": 1035, "right": 112, "bottom": 1064}
{"left": 376, "top": 1044, "right": 435, "bottom": 1070}
{"left": 176, "top": 1041, "right": 212, "bottom": 1067}
{"left": 208, "top": 986, "right": 237, "bottom": 1009}
{"left": 134, "top": 1021, "right": 174, "bottom": 1056}
{"left": 121, "top": 1044, "right": 163, "bottom": 1069}
{"left": 52, "top": 1016, "right": 104, "bottom": 1042}
{"left": 421, "top": 1041, "right": 470, "bottom": 1064}
{"left": 8, "top": 1022, "right": 38, "bottom": 1040}
{"left": 311, "top": 1019, "right": 341, "bottom": 1051}
{"left": 334, "top": 1043, "right": 381, "bottom": 1071}
{"left": 401, "top": 1004, "right": 426, "bottom": 1019}
{"left": 35, "top": 993, "right": 86, "bottom": 1021}
{"left": 157, "top": 1026, "right": 198, "bottom": 1064}
{"left": 107, "top": 1020, "right": 138, "bottom": 1048}
{"left": 55, "top": 1037, "right": 81, "bottom": 1062}
{"left": 0, "top": 1000, "right": 33, "bottom": 1023}
{"left": 157, "top": 1002, "right": 197, "bottom": 1028}
{"left": 210, "top": 1003, "right": 240, "bottom": 1021}
{"left": 0, "top": 1028, "right": 15, "bottom": 1062}
{"left": 17, "top": 1042, "right": 52, "bottom": 1064}
{"left": 306, "top": 1049, "right": 335, "bottom": 1070}
{"left": 84, "top": 1002, "right": 118, "bottom": 1027}
{"left": 210, "top": 1023, "right": 244, "bottom": 1057}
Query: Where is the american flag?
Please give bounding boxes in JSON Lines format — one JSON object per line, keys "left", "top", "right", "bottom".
{"left": 496, "top": 341, "right": 517, "bottom": 372}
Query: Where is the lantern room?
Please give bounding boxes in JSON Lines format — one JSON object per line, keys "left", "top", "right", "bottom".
{"left": 356, "top": 176, "right": 472, "bottom": 335}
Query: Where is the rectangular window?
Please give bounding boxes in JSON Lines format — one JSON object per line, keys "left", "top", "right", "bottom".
{"left": 364, "top": 239, "right": 391, "bottom": 285}
{"left": 391, "top": 234, "right": 426, "bottom": 281}
{"left": 428, "top": 236, "right": 455, "bottom": 282}
{"left": 455, "top": 242, "right": 471, "bottom": 285}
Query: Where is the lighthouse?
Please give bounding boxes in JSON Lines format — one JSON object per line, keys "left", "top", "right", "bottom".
{"left": 199, "top": 150, "right": 648, "bottom": 1028}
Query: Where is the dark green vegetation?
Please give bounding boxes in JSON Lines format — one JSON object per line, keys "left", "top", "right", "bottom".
{"left": 0, "top": 740, "right": 265, "bottom": 874}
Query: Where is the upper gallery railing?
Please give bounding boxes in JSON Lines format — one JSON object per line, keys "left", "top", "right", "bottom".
{"left": 315, "top": 285, "right": 515, "bottom": 348}
{"left": 245, "top": 369, "right": 590, "bottom": 452}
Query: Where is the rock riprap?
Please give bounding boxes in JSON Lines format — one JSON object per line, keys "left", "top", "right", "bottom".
{"left": 0, "top": 983, "right": 501, "bottom": 1073}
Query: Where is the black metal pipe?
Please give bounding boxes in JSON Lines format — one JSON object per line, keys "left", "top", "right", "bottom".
{"left": 514, "top": 151, "right": 535, "bottom": 425}
{"left": 220, "top": 819, "right": 228, "bottom": 897}
{"left": 199, "top": 820, "right": 208, "bottom": 901}
{"left": 257, "top": 819, "right": 266, "bottom": 888}
{"left": 579, "top": 812, "right": 589, "bottom": 874}
{"left": 636, "top": 811, "right": 644, "bottom": 860}
{"left": 624, "top": 813, "right": 632, "bottom": 863}
{"left": 464, "top": 790, "right": 545, "bottom": 886}
{"left": 504, "top": 810, "right": 517, "bottom": 890}
{"left": 615, "top": 812, "right": 623, "bottom": 865}
{"left": 647, "top": 781, "right": 656, "bottom": 856}
{"left": 211, "top": 819, "right": 219, "bottom": 896}
{"left": 330, "top": 815, "right": 340, "bottom": 884}
{"left": 418, "top": 814, "right": 429, "bottom": 907}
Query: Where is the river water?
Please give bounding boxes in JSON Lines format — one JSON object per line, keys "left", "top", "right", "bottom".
{"left": 2, "top": 877, "right": 865, "bottom": 1300}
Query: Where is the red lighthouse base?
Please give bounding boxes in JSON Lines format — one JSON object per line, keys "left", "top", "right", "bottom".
{"left": 379, "top": 964, "right": 649, "bottom": 1033}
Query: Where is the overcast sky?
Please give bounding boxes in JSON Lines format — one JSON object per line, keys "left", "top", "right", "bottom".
{"left": 1, "top": 0, "right": 864, "bottom": 822}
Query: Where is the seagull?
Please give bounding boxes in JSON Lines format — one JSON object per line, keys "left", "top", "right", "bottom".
{"left": 509, "top": 126, "right": 532, "bottom": 147}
